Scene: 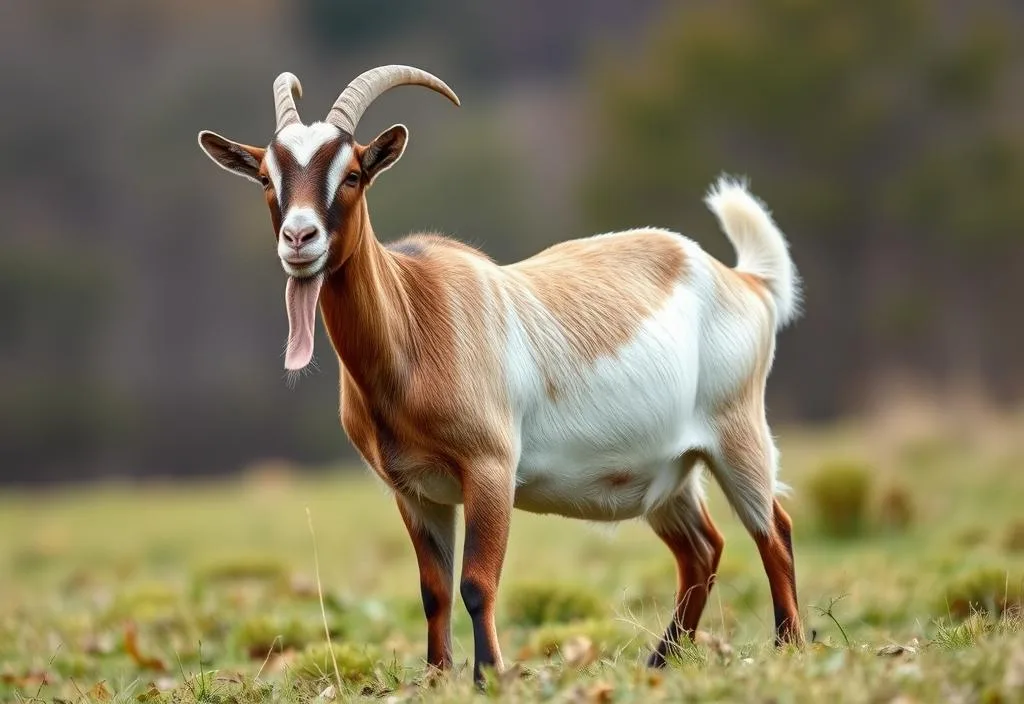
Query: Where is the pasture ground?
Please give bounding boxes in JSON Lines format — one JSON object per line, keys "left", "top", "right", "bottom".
{"left": 2, "top": 408, "right": 1024, "bottom": 702}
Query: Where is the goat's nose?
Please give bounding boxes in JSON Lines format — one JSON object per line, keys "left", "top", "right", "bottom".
{"left": 281, "top": 224, "right": 319, "bottom": 248}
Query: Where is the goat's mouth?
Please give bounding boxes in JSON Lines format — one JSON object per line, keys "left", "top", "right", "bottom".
{"left": 284, "top": 269, "right": 325, "bottom": 371}
{"left": 281, "top": 251, "right": 328, "bottom": 280}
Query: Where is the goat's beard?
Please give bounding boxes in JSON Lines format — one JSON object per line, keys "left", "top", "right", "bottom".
{"left": 284, "top": 273, "right": 324, "bottom": 371}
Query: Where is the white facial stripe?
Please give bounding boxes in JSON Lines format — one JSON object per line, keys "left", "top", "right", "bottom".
{"left": 279, "top": 207, "right": 325, "bottom": 241}
{"left": 276, "top": 122, "right": 341, "bottom": 167}
{"left": 325, "top": 143, "right": 354, "bottom": 206}
{"left": 265, "top": 148, "right": 283, "bottom": 206}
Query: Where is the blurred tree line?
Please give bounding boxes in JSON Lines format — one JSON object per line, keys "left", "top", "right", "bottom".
{"left": 584, "top": 0, "right": 1024, "bottom": 420}
{"left": 0, "top": 0, "right": 1021, "bottom": 483}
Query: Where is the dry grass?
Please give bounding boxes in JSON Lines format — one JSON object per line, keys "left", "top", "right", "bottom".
{"left": 2, "top": 413, "right": 1024, "bottom": 702}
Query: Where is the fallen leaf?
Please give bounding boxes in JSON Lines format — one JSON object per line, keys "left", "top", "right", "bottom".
{"left": 123, "top": 622, "right": 167, "bottom": 672}
{"left": 562, "top": 636, "right": 597, "bottom": 669}
{"left": 135, "top": 684, "right": 161, "bottom": 702}
{"left": 877, "top": 643, "right": 917, "bottom": 657}
{"left": 88, "top": 681, "right": 112, "bottom": 702}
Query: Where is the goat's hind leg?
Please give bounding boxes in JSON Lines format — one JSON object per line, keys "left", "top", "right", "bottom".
{"left": 708, "top": 415, "right": 803, "bottom": 646}
{"left": 645, "top": 467, "right": 725, "bottom": 667}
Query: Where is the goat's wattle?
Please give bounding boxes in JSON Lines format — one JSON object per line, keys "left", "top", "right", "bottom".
{"left": 284, "top": 274, "right": 324, "bottom": 370}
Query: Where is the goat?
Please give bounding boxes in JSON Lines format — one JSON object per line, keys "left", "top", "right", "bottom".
{"left": 198, "top": 65, "right": 804, "bottom": 683}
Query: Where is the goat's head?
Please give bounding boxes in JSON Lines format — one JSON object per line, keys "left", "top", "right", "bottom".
{"left": 197, "top": 65, "right": 459, "bottom": 370}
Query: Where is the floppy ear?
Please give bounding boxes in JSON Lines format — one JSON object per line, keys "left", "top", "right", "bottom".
{"left": 360, "top": 124, "right": 408, "bottom": 185}
{"left": 197, "top": 130, "right": 266, "bottom": 183}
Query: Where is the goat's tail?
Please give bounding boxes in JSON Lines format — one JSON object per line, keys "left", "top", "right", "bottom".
{"left": 704, "top": 175, "right": 802, "bottom": 329}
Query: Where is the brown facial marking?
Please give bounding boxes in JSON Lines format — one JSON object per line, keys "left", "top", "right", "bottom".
{"left": 270, "top": 139, "right": 343, "bottom": 213}
{"left": 259, "top": 163, "right": 283, "bottom": 237}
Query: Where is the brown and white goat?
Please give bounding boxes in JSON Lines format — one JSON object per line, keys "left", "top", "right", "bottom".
{"left": 198, "top": 65, "right": 804, "bottom": 682}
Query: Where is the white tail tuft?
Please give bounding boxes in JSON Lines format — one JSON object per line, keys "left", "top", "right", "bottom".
{"left": 705, "top": 176, "right": 802, "bottom": 329}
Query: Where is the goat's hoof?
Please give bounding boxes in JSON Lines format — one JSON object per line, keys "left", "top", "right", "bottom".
{"left": 646, "top": 650, "right": 668, "bottom": 669}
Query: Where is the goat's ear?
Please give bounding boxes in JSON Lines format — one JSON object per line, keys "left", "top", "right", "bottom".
{"left": 360, "top": 124, "right": 408, "bottom": 185}
{"left": 197, "top": 130, "right": 266, "bottom": 184}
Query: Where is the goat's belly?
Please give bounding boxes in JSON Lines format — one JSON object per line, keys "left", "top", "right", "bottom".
{"left": 401, "top": 462, "right": 676, "bottom": 522}
{"left": 511, "top": 309, "right": 709, "bottom": 519}
{"left": 517, "top": 359, "right": 703, "bottom": 477}
{"left": 513, "top": 380, "right": 705, "bottom": 521}
{"left": 512, "top": 460, "right": 677, "bottom": 521}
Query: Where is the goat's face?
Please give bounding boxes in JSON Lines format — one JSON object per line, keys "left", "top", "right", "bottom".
{"left": 196, "top": 67, "right": 457, "bottom": 371}
{"left": 198, "top": 123, "right": 407, "bottom": 280}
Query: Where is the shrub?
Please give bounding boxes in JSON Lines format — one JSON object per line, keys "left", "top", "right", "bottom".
{"left": 931, "top": 612, "right": 994, "bottom": 649}
{"left": 194, "top": 556, "right": 288, "bottom": 584}
{"left": 806, "top": 460, "right": 872, "bottom": 538}
{"left": 1005, "top": 521, "right": 1024, "bottom": 553}
{"left": 107, "top": 582, "right": 182, "bottom": 625}
{"left": 233, "top": 615, "right": 322, "bottom": 658}
{"left": 878, "top": 483, "right": 915, "bottom": 533}
{"left": 504, "top": 582, "right": 605, "bottom": 627}
{"left": 953, "top": 526, "right": 989, "bottom": 548}
{"left": 291, "top": 643, "right": 379, "bottom": 686}
{"left": 938, "top": 568, "right": 1024, "bottom": 621}
{"left": 527, "top": 619, "right": 635, "bottom": 660}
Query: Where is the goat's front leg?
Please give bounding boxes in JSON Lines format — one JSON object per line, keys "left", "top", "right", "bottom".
{"left": 397, "top": 494, "right": 456, "bottom": 672}
{"left": 459, "top": 461, "right": 514, "bottom": 686}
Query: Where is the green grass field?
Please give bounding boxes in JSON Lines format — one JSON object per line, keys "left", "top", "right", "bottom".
{"left": 2, "top": 413, "right": 1024, "bottom": 702}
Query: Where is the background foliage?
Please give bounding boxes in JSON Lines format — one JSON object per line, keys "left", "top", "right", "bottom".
{"left": 1, "top": 0, "right": 1022, "bottom": 481}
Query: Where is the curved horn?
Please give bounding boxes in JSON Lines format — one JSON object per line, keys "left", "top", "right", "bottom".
{"left": 325, "top": 64, "right": 460, "bottom": 135}
{"left": 273, "top": 72, "right": 304, "bottom": 131}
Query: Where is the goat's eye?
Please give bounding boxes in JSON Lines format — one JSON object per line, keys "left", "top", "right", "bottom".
{"left": 258, "top": 174, "right": 271, "bottom": 188}
{"left": 344, "top": 171, "right": 360, "bottom": 186}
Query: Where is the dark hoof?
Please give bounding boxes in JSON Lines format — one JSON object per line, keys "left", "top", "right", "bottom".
{"left": 646, "top": 649, "right": 668, "bottom": 668}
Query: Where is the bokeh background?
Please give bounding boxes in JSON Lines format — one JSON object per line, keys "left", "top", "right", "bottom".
{"left": 3, "top": 0, "right": 1023, "bottom": 484}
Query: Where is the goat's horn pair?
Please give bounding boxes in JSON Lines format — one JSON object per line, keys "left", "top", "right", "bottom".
{"left": 272, "top": 65, "right": 460, "bottom": 134}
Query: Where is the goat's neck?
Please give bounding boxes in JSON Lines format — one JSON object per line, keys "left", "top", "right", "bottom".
{"left": 319, "top": 200, "right": 415, "bottom": 401}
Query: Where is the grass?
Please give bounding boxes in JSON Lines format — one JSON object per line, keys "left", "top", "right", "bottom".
{"left": 2, "top": 415, "right": 1024, "bottom": 702}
